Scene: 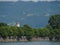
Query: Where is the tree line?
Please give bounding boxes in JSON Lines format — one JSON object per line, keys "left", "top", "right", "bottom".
{"left": 0, "top": 14, "right": 60, "bottom": 41}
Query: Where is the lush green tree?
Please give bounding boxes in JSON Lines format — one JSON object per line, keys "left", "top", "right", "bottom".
{"left": 48, "top": 15, "right": 60, "bottom": 41}
{"left": 37, "top": 28, "right": 43, "bottom": 37}
{"left": 0, "top": 20, "right": 60, "bottom": 41}
{"left": 48, "top": 15, "right": 60, "bottom": 29}
{"left": 44, "top": 28, "right": 50, "bottom": 37}
{"left": 54, "top": 29, "right": 60, "bottom": 40}
{"left": 0, "top": 26, "right": 8, "bottom": 39}
{"left": 49, "top": 30, "right": 54, "bottom": 41}
{"left": 38, "top": 28, "right": 50, "bottom": 37}
{"left": 46, "top": 25, "right": 54, "bottom": 41}
{"left": 17, "top": 27, "right": 24, "bottom": 38}
{"left": 8, "top": 26, "right": 18, "bottom": 39}
{"left": 23, "top": 24, "right": 34, "bottom": 41}
{"left": 0, "top": 26, "right": 18, "bottom": 39}
{"left": 33, "top": 28, "right": 39, "bottom": 38}
{"left": 0, "top": 23, "right": 7, "bottom": 27}
{"left": 46, "top": 24, "right": 52, "bottom": 30}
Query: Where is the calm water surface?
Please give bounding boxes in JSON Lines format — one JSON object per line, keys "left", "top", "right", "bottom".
{"left": 0, "top": 41, "right": 60, "bottom": 45}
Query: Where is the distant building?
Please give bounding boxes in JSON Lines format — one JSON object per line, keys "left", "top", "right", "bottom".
{"left": 16, "top": 22, "right": 20, "bottom": 27}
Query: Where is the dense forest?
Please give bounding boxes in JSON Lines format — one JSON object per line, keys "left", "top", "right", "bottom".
{"left": 0, "top": 14, "right": 60, "bottom": 41}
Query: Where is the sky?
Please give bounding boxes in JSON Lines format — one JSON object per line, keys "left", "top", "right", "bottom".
{"left": 0, "top": 0, "right": 59, "bottom": 2}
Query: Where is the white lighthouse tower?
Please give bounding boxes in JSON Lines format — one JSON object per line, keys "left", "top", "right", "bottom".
{"left": 16, "top": 22, "right": 20, "bottom": 27}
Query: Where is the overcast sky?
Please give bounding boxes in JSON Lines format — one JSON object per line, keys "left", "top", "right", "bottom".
{"left": 0, "top": 0, "right": 59, "bottom": 2}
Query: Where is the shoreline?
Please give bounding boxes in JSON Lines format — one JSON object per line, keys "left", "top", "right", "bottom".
{"left": 0, "top": 37, "right": 53, "bottom": 42}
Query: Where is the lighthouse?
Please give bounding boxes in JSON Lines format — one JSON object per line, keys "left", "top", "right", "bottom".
{"left": 16, "top": 22, "right": 20, "bottom": 27}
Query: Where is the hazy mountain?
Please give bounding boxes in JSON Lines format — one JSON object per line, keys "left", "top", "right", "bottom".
{"left": 0, "top": 1, "right": 60, "bottom": 28}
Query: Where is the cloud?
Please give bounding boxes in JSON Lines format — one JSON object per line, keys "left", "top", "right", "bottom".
{"left": 21, "top": 0, "right": 56, "bottom": 2}
{"left": 23, "top": 11, "right": 26, "bottom": 15}
{"left": 39, "top": 0, "right": 56, "bottom": 1}
{"left": 27, "top": 13, "right": 34, "bottom": 17}
{"left": 26, "top": 13, "right": 41, "bottom": 17}
{"left": 44, "top": 13, "right": 50, "bottom": 17}
{"left": 0, "top": 0, "right": 18, "bottom": 2}
{"left": 57, "top": 0, "right": 60, "bottom": 1}
{"left": 0, "top": 0, "right": 58, "bottom": 2}
{"left": 20, "top": 18, "right": 25, "bottom": 21}
{"left": 21, "top": 0, "right": 38, "bottom": 2}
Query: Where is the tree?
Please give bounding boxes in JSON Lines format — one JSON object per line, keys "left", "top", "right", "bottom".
{"left": 23, "top": 24, "right": 34, "bottom": 41}
{"left": 54, "top": 29, "right": 60, "bottom": 40}
{"left": 48, "top": 14, "right": 60, "bottom": 41}
{"left": 38, "top": 28, "right": 50, "bottom": 37}
{"left": 0, "top": 22, "right": 7, "bottom": 27}
{"left": 17, "top": 27, "right": 24, "bottom": 39}
{"left": 48, "top": 15, "right": 60, "bottom": 29}
{"left": 33, "top": 28, "right": 39, "bottom": 38}
{"left": 0, "top": 26, "right": 8, "bottom": 39}
{"left": 46, "top": 25, "right": 54, "bottom": 41}
{"left": 8, "top": 26, "right": 18, "bottom": 39}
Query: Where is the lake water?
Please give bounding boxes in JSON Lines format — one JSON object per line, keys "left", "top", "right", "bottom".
{"left": 0, "top": 41, "right": 60, "bottom": 45}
